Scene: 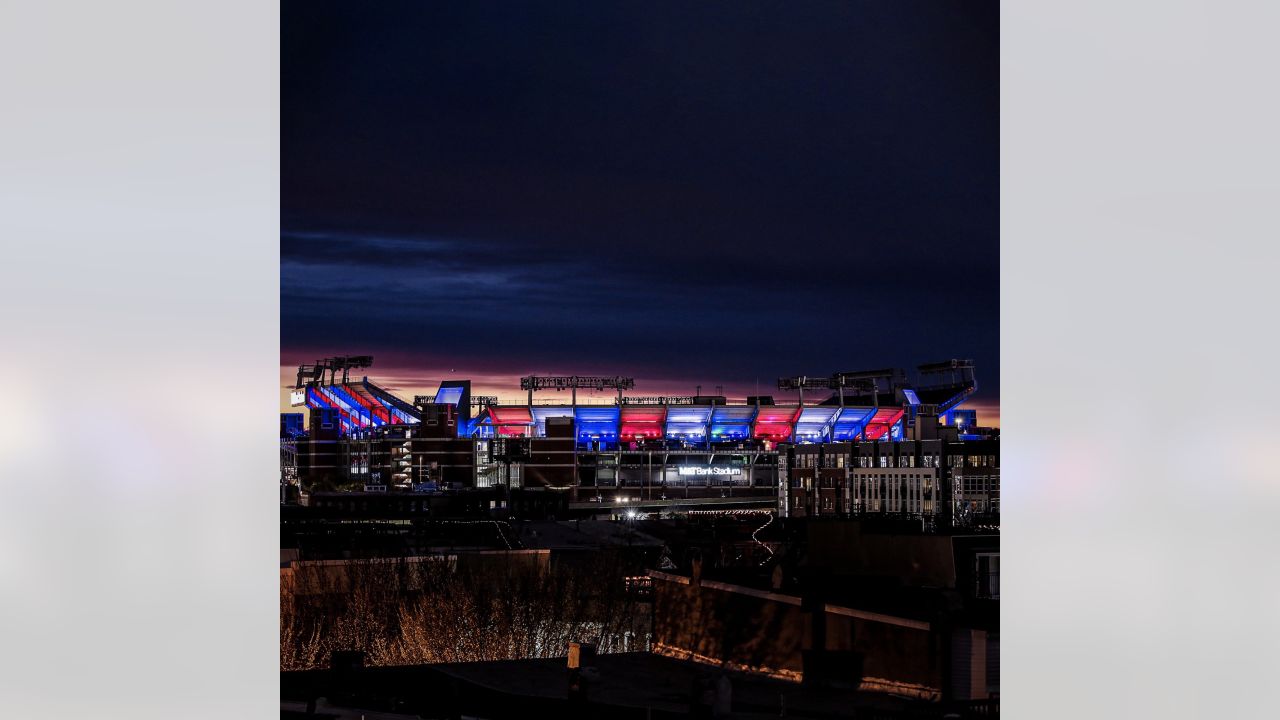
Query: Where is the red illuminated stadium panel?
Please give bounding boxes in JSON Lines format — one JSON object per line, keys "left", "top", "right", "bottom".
{"left": 752, "top": 424, "right": 794, "bottom": 441}
{"left": 619, "top": 406, "right": 667, "bottom": 441}
{"left": 341, "top": 383, "right": 391, "bottom": 424}
{"left": 862, "top": 408, "right": 905, "bottom": 440}
{"left": 487, "top": 406, "right": 534, "bottom": 436}
{"left": 752, "top": 406, "right": 800, "bottom": 440}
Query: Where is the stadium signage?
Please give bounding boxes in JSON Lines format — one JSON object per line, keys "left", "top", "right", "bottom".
{"left": 677, "top": 466, "right": 741, "bottom": 476}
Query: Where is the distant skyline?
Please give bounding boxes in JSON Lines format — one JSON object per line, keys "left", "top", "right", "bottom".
{"left": 282, "top": 1, "right": 999, "bottom": 423}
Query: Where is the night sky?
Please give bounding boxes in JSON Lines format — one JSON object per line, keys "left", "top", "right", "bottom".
{"left": 282, "top": 1, "right": 999, "bottom": 421}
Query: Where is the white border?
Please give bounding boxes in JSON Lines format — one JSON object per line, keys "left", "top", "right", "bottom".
{"left": 1003, "top": 1, "right": 1280, "bottom": 717}
{"left": 0, "top": 2, "right": 279, "bottom": 717}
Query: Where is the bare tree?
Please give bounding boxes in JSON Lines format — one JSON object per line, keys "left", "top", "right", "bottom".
{"left": 281, "top": 549, "right": 651, "bottom": 670}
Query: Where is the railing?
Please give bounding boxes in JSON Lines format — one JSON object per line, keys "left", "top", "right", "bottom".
{"left": 944, "top": 697, "right": 1000, "bottom": 718}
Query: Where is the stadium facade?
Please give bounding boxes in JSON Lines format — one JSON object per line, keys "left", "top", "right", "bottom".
{"left": 281, "top": 357, "right": 997, "bottom": 523}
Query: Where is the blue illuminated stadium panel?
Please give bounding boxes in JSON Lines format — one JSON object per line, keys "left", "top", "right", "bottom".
{"left": 281, "top": 413, "right": 305, "bottom": 437}
{"left": 316, "top": 385, "right": 353, "bottom": 415}
{"left": 890, "top": 419, "right": 905, "bottom": 441}
{"left": 531, "top": 406, "right": 575, "bottom": 436}
{"left": 434, "top": 386, "right": 464, "bottom": 406}
{"left": 574, "top": 406, "right": 620, "bottom": 445}
{"left": 902, "top": 388, "right": 921, "bottom": 406}
{"left": 343, "top": 383, "right": 395, "bottom": 424}
{"left": 469, "top": 408, "right": 490, "bottom": 438}
{"left": 832, "top": 406, "right": 876, "bottom": 440}
{"left": 710, "top": 406, "right": 756, "bottom": 441}
{"left": 330, "top": 385, "right": 386, "bottom": 427}
{"left": 316, "top": 384, "right": 353, "bottom": 412}
{"left": 316, "top": 386, "right": 364, "bottom": 431}
{"left": 794, "top": 406, "right": 838, "bottom": 442}
{"left": 306, "top": 386, "right": 334, "bottom": 412}
{"left": 307, "top": 387, "right": 356, "bottom": 434}
{"left": 387, "top": 406, "right": 417, "bottom": 425}
{"left": 942, "top": 409, "right": 977, "bottom": 428}
{"left": 356, "top": 380, "right": 422, "bottom": 425}
{"left": 664, "top": 405, "right": 712, "bottom": 439}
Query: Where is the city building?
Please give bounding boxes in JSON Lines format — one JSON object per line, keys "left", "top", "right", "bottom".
{"left": 782, "top": 436, "right": 999, "bottom": 526}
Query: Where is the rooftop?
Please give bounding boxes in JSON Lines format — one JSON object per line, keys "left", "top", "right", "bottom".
{"left": 281, "top": 651, "right": 936, "bottom": 719}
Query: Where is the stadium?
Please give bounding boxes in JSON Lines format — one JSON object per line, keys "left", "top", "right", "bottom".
{"left": 282, "top": 357, "right": 994, "bottom": 521}
{"left": 289, "top": 356, "right": 979, "bottom": 445}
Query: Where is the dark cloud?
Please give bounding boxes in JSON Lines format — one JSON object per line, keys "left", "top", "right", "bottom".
{"left": 282, "top": 1, "right": 999, "bottom": 413}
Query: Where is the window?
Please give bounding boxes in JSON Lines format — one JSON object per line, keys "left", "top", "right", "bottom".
{"left": 976, "top": 553, "right": 1000, "bottom": 599}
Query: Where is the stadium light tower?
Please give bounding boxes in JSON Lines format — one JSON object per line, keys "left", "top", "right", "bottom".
{"left": 830, "top": 369, "right": 904, "bottom": 410}
{"left": 297, "top": 356, "right": 374, "bottom": 388}
{"left": 519, "top": 375, "right": 636, "bottom": 406}
{"left": 323, "top": 355, "right": 373, "bottom": 385}
{"left": 777, "top": 376, "right": 836, "bottom": 405}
